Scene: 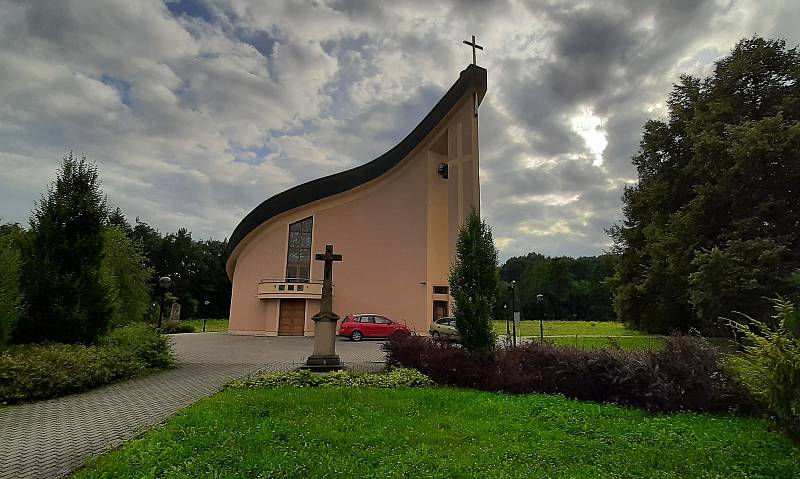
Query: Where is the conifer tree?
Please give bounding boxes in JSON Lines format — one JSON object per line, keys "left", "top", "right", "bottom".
{"left": 450, "top": 208, "right": 498, "bottom": 350}
{"left": 16, "top": 153, "right": 111, "bottom": 344}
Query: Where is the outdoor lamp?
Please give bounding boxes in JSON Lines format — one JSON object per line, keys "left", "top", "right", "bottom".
{"left": 537, "top": 294, "right": 545, "bottom": 339}
{"left": 503, "top": 304, "right": 509, "bottom": 336}
{"left": 508, "top": 280, "right": 517, "bottom": 346}
{"left": 158, "top": 276, "right": 172, "bottom": 329}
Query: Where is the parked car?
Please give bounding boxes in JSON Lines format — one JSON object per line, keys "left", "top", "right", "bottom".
{"left": 429, "top": 317, "right": 460, "bottom": 342}
{"left": 338, "top": 314, "right": 411, "bottom": 341}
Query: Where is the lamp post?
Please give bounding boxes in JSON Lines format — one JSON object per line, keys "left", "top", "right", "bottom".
{"left": 537, "top": 294, "right": 545, "bottom": 340}
{"left": 158, "top": 276, "right": 172, "bottom": 329}
{"left": 203, "top": 300, "right": 210, "bottom": 332}
{"left": 503, "top": 304, "right": 509, "bottom": 337}
{"left": 508, "top": 280, "right": 517, "bottom": 347}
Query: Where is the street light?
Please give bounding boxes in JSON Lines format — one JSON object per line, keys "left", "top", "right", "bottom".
{"left": 203, "top": 300, "right": 210, "bottom": 332}
{"left": 158, "top": 276, "right": 172, "bottom": 329}
{"left": 507, "top": 280, "right": 517, "bottom": 347}
{"left": 537, "top": 294, "right": 545, "bottom": 340}
{"left": 503, "top": 304, "right": 509, "bottom": 337}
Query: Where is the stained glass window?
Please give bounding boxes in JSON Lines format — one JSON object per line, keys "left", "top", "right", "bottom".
{"left": 286, "top": 216, "right": 313, "bottom": 282}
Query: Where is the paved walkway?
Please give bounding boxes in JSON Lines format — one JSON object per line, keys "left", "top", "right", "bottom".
{"left": 0, "top": 334, "right": 385, "bottom": 479}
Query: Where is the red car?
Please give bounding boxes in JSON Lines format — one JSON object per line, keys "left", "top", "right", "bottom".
{"left": 338, "top": 314, "right": 410, "bottom": 341}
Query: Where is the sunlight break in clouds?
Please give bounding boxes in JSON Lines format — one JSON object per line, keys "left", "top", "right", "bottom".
{"left": 570, "top": 109, "right": 608, "bottom": 167}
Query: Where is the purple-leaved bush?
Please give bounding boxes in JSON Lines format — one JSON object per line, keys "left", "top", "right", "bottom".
{"left": 383, "top": 335, "right": 748, "bottom": 412}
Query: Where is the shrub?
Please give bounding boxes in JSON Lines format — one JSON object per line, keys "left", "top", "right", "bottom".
{"left": 101, "top": 323, "right": 174, "bottom": 369}
{"left": 160, "top": 320, "right": 195, "bottom": 334}
{"left": 726, "top": 299, "right": 800, "bottom": 440}
{"left": 383, "top": 334, "right": 746, "bottom": 412}
{"left": 0, "top": 344, "right": 143, "bottom": 404}
{"left": 1, "top": 323, "right": 173, "bottom": 404}
{"left": 228, "top": 368, "right": 433, "bottom": 390}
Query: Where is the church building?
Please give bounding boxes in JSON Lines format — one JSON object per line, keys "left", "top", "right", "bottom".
{"left": 225, "top": 64, "right": 487, "bottom": 336}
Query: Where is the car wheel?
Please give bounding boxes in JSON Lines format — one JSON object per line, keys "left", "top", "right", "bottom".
{"left": 351, "top": 330, "right": 363, "bottom": 341}
{"left": 431, "top": 331, "right": 440, "bottom": 341}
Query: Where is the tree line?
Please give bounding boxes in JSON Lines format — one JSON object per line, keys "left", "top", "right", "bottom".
{"left": 0, "top": 153, "right": 230, "bottom": 347}
{"left": 494, "top": 253, "right": 616, "bottom": 322}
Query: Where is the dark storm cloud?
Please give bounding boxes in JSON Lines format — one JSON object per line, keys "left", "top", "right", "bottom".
{"left": 327, "top": 0, "right": 387, "bottom": 22}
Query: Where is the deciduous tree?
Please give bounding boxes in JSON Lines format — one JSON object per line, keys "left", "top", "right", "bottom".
{"left": 0, "top": 223, "right": 24, "bottom": 348}
{"left": 100, "top": 225, "right": 153, "bottom": 328}
{"left": 610, "top": 37, "right": 800, "bottom": 334}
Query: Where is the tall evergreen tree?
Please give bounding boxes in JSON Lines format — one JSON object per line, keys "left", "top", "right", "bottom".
{"left": 610, "top": 37, "right": 800, "bottom": 335}
{"left": 15, "top": 153, "right": 111, "bottom": 344}
{"left": 450, "top": 209, "right": 498, "bottom": 350}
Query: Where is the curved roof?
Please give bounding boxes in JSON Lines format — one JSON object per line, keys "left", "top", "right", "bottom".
{"left": 226, "top": 64, "right": 487, "bottom": 266}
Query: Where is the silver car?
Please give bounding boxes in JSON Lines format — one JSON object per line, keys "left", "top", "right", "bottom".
{"left": 429, "top": 317, "right": 460, "bottom": 342}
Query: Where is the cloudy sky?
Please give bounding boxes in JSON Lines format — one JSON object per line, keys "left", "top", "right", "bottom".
{"left": 1, "top": 0, "right": 798, "bottom": 260}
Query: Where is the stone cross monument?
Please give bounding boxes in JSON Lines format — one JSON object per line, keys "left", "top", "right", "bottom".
{"left": 302, "top": 244, "right": 344, "bottom": 371}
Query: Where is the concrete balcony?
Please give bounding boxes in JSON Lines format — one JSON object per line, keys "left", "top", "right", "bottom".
{"left": 256, "top": 279, "right": 328, "bottom": 300}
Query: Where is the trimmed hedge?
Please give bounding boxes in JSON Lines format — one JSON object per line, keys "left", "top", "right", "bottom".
{"left": 0, "top": 323, "right": 174, "bottom": 404}
{"left": 160, "top": 320, "right": 195, "bottom": 334}
{"left": 383, "top": 335, "right": 749, "bottom": 413}
{"left": 228, "top": 368, "right": 433, "bottom": 390}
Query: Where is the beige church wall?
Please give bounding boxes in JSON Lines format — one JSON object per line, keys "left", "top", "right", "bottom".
{"left": 426, "top": 150, "right": 450, "bottom": 289}
{"left": 227, "top": 82, "right": 482, "bottom": 336}
{"left": 227, "top": 143, "right": 429, "bottom": 334}
{"left": 228, "top": 224, "right": 285, "bottom": 334}
{"left": 309, "top": 148, "right": 429, "bottom": 333}
{"left": 447, "top": 160, "right": 461, "bottom": 261}
{"left": 304, "top": 298, "right": 320, "bottom": 334}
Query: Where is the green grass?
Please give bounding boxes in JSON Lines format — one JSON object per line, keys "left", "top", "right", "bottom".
{"left": 75, "top": 387, "right": 800, "bottom": 478}
{"left": 493, "top": 320, "right": 645, "bottom": 337}
{"left": 180, "top": 319, "right": 228, "bottom": 333}
{"left": 539, "top": 336, "right": 666, "bottom": 350}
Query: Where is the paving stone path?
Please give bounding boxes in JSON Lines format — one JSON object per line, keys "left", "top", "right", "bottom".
{"left": 0, "top": 333, "right": 386, "bottom": 479}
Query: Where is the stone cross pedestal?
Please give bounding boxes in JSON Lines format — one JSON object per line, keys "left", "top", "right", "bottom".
{"left": 302, "top": 244, "right": 344, "bottom": 372}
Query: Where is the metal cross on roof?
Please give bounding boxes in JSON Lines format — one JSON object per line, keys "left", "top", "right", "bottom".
{"left": 463, "top": 35, "right": 484, "bottom": 65}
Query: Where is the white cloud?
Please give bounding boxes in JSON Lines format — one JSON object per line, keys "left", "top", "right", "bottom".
{"left": 570, "top": 109, "right": 607, "bottom": 167}
{"left": 0, "top": 0, "right": 798, "bottom": 259}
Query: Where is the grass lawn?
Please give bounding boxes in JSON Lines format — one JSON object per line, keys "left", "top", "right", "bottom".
{"left": 492, "top": 320, "right": 645, "bottom": 337}
{"left": 75, "top": 387, "right": 800, "bottom": 478}
{"left": 537, "top": 335, "right": 665, "bottom": 350}
{"left": 181, "top": 319, "right": 228, "bottom": 333}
